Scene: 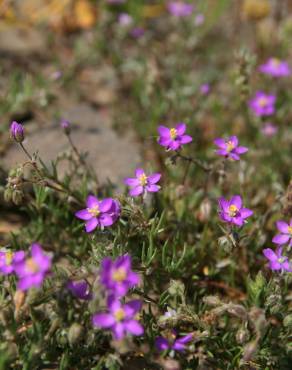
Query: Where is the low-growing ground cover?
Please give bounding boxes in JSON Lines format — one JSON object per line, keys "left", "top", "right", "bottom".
{"left": 0, "top": 1, "right": 292, "bottom": 369}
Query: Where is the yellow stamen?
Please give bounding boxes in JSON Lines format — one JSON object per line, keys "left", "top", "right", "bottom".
{"left": 288, "top": 226, "right": 292, "bottom": 235}
{"left": 5, "top": 251, "right": 13, "bottom": 265}
{"left": 258, "top": 97, "right": 268, "bottom": 107}
{"left": 139, "top": 173, "right": 148, "bottom": 186}
{"left": 112, "top": 267, "right": 127, "bottom": 282}
{"left": 271, "top": 58, "right": 280, "bottom": 66}
{"left": 87, "top": 205, "right": 100, "bottom": 217}
{"left": 170, "top": 128, "right": 177, "bottom": 140}
{"left": 114, "top": 308, "right": 125, "bottom": 321}
{"left": 226, "top": 140, "right": 235, "bottom": 152}
{"left": 228, "top": 204, "right": 238, "bottom": 217}
{"left": 26, "top": 258, "right": 39, "bottom": 273}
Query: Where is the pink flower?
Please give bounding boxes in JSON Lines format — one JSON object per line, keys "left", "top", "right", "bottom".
{"left": 259, "top": 58, "right": 291, "bottom": 77}
{"left": 214, "top": 136, "right": 248, "bottom": 161}
{"left": 263, "top": 247, "right": 291, "bottom": 272}
{"left": 13, "top": 244, "right": 52, "bottom": 291}
{"left": 100, "top": 255, "right": 140, "bottom": 297}
{"left": 272, "top": 219, "right": 292, "bottom": 246}
{"left": 261, "top": 123, "right": 278, "bottom": 137}
{"left": 124, "top": 169, "right": 161, "bottom": 197}
{"left": 92, "top": 297, "right": 144, "bottom": 340}
{"left": 0, "top": 250, "right": 25, "bottom": 275}
{"left": 158, "top": 123, "right": 192, "bottom": 151}
{"left": 218, "top": 195, "right": 253, "bottom": 227}
{"left": 200, "top": 83, "right": 210, "bottom": 95}
{"left": 155, "top": 331, "right": 193, "bottom": 352}
{"left": 167, "top": 1, "right": 194, "bottom": 17}
{"left": 75, "top": 196, "right": 120, "bottom": 233}
{"left": 249, "top": 91, "right": 276, "bottom": 117}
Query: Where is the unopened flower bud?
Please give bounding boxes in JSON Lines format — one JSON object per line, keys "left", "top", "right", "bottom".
{"left": 203, "top": 296, "right": 221, "bottom": 307}
{"left": 236, "top": 328, "right": 250, "bottom": 344}
{"left": 10, "top": 121, "right": 25, "bottom": 143}
{"left": 68, "top": 323, "right": 84, "bottom": 346}
{"left": 61, "top": 119, "right": 71, "bottom": 135}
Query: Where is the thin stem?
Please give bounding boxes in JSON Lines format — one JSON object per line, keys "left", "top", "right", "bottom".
{"left": 67, "top": 134, "right": 98, "bottom": 185}
{"left": 19, "top": 142, "right": 33, "bottom": 161}
{"left": 175, "top": 152, "right": 212, "bottom": 173}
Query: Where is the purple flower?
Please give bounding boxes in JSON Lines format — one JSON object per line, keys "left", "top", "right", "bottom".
{"left": 263, "top": 247, "right": 291, "bottom": 272}
{"left": 0, "top": 250, "right": 25, "bottom": 275}
{"left": 75, "top": 196, "right": 120, "bottom": 233}
{"left": 200, "top": 83, "right": 210, "bottom": 95}
{"left": 10, "top": 121, "right": 25, "bottom": 143}
{"left": 249, "top": 91, "right": 276, "bottom": 117}
{"left": 218, "top": 195, "right": 253, "bottom": 227}
{"left": 100, "top": 255, "right": 140, "bottom": 297}
{"left": 272, "top": 219, "right": 292, "bottom": 246}
{"left": 158, "top": 123, "right": 192, "bottom": 151}
{"left": 194, "top": 13, "right": 205, "bottom": 26}
{"left": 92, "top": 297, "right": 144, "bottom": 340}
{"left": 214, "top": 135, "right": 248, "bottom": 161}
{"left": 67, "top": 280, "right": 92, "bottom": 300}
{"left": 155, "top": 331, "right": 193, "bottom": 352}
{"left": 167, "top": 1, "right": 194, "bottom": 17}
{"left": 124, "top": 169, "right": 161, "bottom": 197}
{"left": 61, "top": 119, "right": 70, "bottom": 135}
{"left": 259, "top": 58, "right": 291, "bottom": 77}
{"left": 118, "top": 13, "right": 133, "bottom": 26}
{"left": 107, "top": 0, "right": 125, "bottom": 4}
{"left": 14, "top": 244, "right": 52, "bottom": 291}
{"left": 261, "top": 122, "right": 278, "bottom": 137}
{"left": 130, "top": 27, "right": 145, "bottom": 38}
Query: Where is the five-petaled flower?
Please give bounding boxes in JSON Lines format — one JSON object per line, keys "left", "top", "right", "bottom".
{"left": 100, "top": 255, "right": 140, "bottom": 297}
{"left": 249, "top": 91, "right": 276, "bottom": 117}
{"left": 272, "top": 219, "right": 292, "bottom": 246}
{"left": 67, "top": 280, "right": 92, "bottom": 300}
{"left": 92, "top": 297, "right": 144, "bottom": 340}
{"left": 259, "top": 58, "right": 291, "bottom": 77}
{"left": 13, "top": 244, "right": 52, "bottom": 291}
{"left": 155, "top": 331, "right": 193, "bottom": 352}
{"left": 124, "top": 169, "right": 161, "bottom": 197}
{"left": 263, "top": 247, "right": 291, "bottom": 272}
{"left": 214, "top": 136, "right": 248, "bottom": 161}
{"left": 75, "top": 195, "right": 120, "bottom": 233}
{"left": 218, "top": 195, "right": 253, "bottom": 227}
{"left": 158, "top": 123, "right": 192, "bottom": 151}
{"left": 167, "top": 1, "right": 194, "bottom": 17}
{"left": 0, "top": 250, "right": 25, "bottom": 275}
{"left": 10, "top": 121, "right": 25, "bottom": 143}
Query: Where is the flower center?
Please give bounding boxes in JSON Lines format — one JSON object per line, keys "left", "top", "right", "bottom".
{"left": 228, "top": 204, "right": 239, "bottom": 217}
{"left": 271, "top": 58, "right": 280, "bottom": 67}
{"left": 278, "top": 256, "right": 286, "bottom": 264}
{"left": 258, "top": 97, "right": 268, "bottom": 107}
{"left": 170, "top": 128, "right": 177, "bottom": 140}
{"left": 288, "top": 226, "right": 292, "bottom": 235}
{"left": 114, "top": 308, "right": 125, "bottom": 322}
{"left": 139, "top": 174, "right": 148, "bottom": 186}
{"left": 26, "top": 258, "right": 39, "bottom": 273}
{"left": 87, "top": 205, "right": 100, "bottom": 217}
{"left": 112, "top": 267, "right": 127, "bottom": 282}
{"left": 5, "top": 251, "right": 13, "bottom": 265}
{"left": 226, "top": 140, "right": 235, "bottom": 152}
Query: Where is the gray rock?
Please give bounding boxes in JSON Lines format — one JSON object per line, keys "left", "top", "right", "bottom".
{"left": 2, "top": 104, "right": 141, "bottom": 189}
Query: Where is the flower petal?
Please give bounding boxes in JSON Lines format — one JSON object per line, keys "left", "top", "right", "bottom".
{"left": 92, "top": 313, "right": 115, "bottom": 328}
{"left": 272, "top": 234, "right": 290, "bottom": 245}
{"left": 214, "top": 138, "right": 226, "bottom": 149}
{"left": 240, "top": 208, "right": 253, "bottom": 219}
{"left": 263, "top": 248, "right": 277, "bottom": 262}
{"left": 175, "top": 122, "right": 186, "bottom": 135}
{"left": 75, "top": 209, "right": 92, "bottom": 220}
{"left": 99, "top": 198, "right": 113, "bottom": 213}
{"left": 180, "top": 135, "right": 193, "bottom": 144}
{"left": 155, "top": 337, "right": 169, "bottom": 351}
{"left": 129, "top": 186, "right": 144, "bottom": 197}
{"left": 147, "top": 173, "right": 161, "bottom": 184}
{"left": 124, "top": 320, "right": 144, "bottom": 336}
{"left": 85, "top": 218, "right": 98, "bottom": 232}
{"left": 230, "top": 195, "right": 242, "bottom": 209}
{"left": 276, "top": 220, "right": 289, "bottom": 233}
{"left": 158, "top": 125, "right": 170, "bottom": 138}
{"left": 86, "top": 195, "right": 99, "bottom": 208}
{"left": 124, "top": 177, "right": 140, "bottom": 186}
{"left": 145, "top": 184, "right": 160, "bottom": 193}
